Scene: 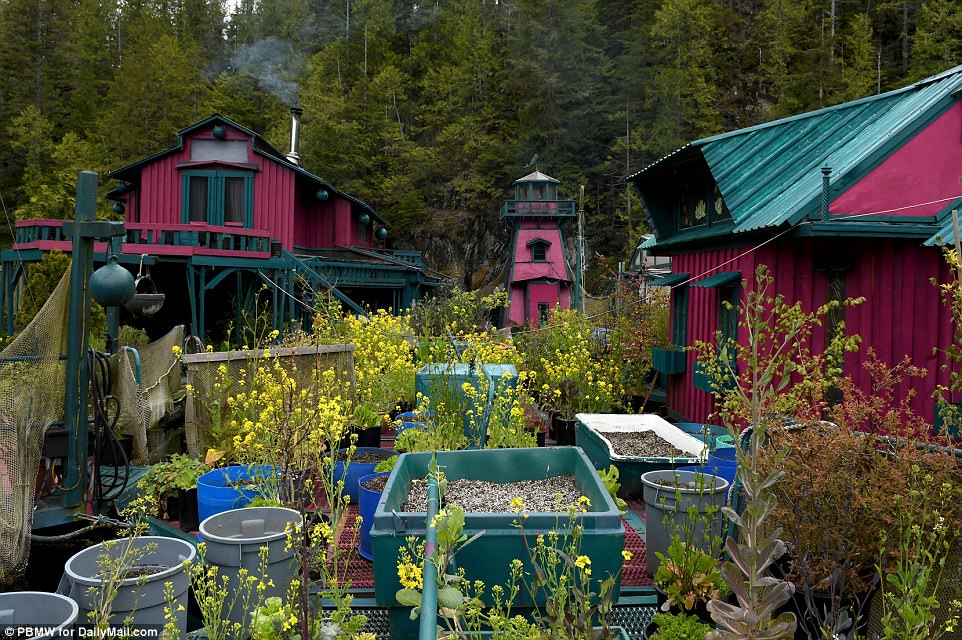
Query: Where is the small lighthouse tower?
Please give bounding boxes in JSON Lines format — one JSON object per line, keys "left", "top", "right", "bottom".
{"left": 501, "top": 170, "right": 577, "bottom": 327}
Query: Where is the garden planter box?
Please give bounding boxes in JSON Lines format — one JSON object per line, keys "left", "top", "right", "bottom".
{"left": 693, "top": 360, "right": 737, "bottom": 393}
{"left": 652, "top": 347, "right": 686, "bottom": 375}
{"left": 371, "top": 448, "right": 625, "bottom": 639}
{"left": 575, "top": 414, "right": 706, "bottom": 500}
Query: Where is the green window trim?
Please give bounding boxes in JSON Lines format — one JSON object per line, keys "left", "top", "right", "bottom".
{"left": 719, "top": 284, "right": 739, "bottom": 366}
{"left": 181, "top": 169, "right": 254, "bottom": 227}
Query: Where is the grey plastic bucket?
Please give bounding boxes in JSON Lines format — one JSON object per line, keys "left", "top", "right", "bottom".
{"left": 0, "top": 591, "right": 78, "bottom": 639}
{"left": 641, "top": 469, "right": 729, "bottom": 577}
{"left": 199, "top": 506, "right": 301, "bottom": 632}
{"left": 59, "top": 536, "right": 195, "bottom": 635}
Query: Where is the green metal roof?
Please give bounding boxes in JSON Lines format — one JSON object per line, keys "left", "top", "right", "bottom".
{"left": 652, "top": 272, "right": 689, "bottom": 287}
{"left": 924, "top": 199, "right": 962, "bottom": 246}
{"left": 692, "top": 271, "right": 740, "bottom": 288}
{"left": 629, "top": 65, "right": 962, "bottom": 237}
{"left": 640, "top": 235, "right": 657, "bottom": 249}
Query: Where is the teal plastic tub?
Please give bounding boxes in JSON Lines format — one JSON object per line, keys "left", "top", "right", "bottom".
{"left": 414, "top": 363, "right": 519, "bottom": 448}
{"left": 370, "top": 447, "right": 626, "bottom": 640}
{"left": 575, "top": 414, "right": 706, "bottom": 500}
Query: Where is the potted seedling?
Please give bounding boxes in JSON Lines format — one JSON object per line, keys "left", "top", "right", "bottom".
{"left": 137, "top": 453, "right": 208, "bottom": 531}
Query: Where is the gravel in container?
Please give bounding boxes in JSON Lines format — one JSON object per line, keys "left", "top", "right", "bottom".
{"left": 402, "top": 475, "right": 582, "bottom": 513}
{"left": 362, "top": 475, "right": 389, "bottom": 492}
{"left": 600, "top": 430, "right": 686, "bottom": 458}
{"left": 333, "top": 451, "right": 389, "bottom": 464}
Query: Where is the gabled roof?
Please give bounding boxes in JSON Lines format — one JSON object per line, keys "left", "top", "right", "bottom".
{"left": 515, "top": 170, "right": 560, "bottom": 183}
{"left": 107, "top": 114, "right": 384, "bottom": 224}
{"left": 629, "top": 66, "right": 962, "bottom": 236}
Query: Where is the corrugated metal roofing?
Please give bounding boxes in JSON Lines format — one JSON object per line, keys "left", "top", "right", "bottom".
{"left": 652, "top": 272, "right": 689, "bottom": 287}
{"left": 692, "top": 271, "right": 740, "bottom": 288}
{"left": 641, "top": 235, "right": 658, "bottom": 249}
{"left": 925, "top": 201, "right": 962, "bottom": 246}
{"left": 630, "top": 65, "right": 962, "bottom": 235}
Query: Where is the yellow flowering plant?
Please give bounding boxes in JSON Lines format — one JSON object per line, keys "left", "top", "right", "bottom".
{"left": 519, "top": 307, "right": 621, "bottom": 420}
{"left": 337, "top": 310, "right": 418, "bottom": 426}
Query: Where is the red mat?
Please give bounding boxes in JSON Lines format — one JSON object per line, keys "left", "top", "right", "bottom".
{"left": 330, "top": 506, "right": 652, "bottom": 590}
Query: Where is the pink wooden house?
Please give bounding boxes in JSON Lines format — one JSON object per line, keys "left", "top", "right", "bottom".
{"left": 629, "top": 66, "right": 962, "bottom": 427}
{"left": 1, "top": 112, "right": 439, "bottom": 339}
{"left": 500, "top": 171, "right": 576, "bottom": 327}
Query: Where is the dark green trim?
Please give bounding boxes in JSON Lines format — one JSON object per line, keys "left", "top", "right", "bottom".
{"left": 791, "top": 221, "right": 937, "bottom": 238}
{"left": 693, "top": 271, "right": 740, "bottom": 288}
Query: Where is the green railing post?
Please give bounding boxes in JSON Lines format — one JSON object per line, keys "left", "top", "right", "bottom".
{"left": 419, "top": 472, "right": 440, "bottom": 640}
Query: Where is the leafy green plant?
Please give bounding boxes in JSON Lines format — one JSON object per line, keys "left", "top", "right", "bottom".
{"left": 374, "top": 455, "right": 398, "bottom": 473}
{"left": 877, "top": 469, "right": 962, "bottom": 640}
{"left": 655, "top": 534, "right": 725, "bottom": 613}
{"left": 647, "top": 612, "right": 713, "bottom": 639}
{"left": 599, "top": 465, "right": 628, "bottom": 514}
{"left": 137, "top": 453, "right": 208, "bottom": 517}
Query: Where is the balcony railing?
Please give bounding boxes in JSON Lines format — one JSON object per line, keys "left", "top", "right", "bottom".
{"left": 500, "top": 200, "right": 577, "bottom": 218}
{"left": 13, "top": 219, "right": 272, "bottom": 257}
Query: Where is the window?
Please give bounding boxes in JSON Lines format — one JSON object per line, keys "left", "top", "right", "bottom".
{"left": 538, "top": 303, "right": 549, "bottom": 325}
{"left": 528, "top": 238, "right": 550, "bottom": 262}
{"left": 671, "top": 285, "right": 689, "bottom": 348}
{"left": 182, "top": 170, "right": 253, "bottom": 227}
{"left": 190, "top": 139, "right": 249, "bottom": 163}
{"left": 357, "top": 222, "right": 370, "bottom": 244}
{"left": 678, "top": 173, "right": 730, "bottom": 230}
{"left": 719, "top": 284, "right": 738, "bottom": 364}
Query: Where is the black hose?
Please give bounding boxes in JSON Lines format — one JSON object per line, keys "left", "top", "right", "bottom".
{"left": 87, "top": 349, "right": 129, "bottom": 508}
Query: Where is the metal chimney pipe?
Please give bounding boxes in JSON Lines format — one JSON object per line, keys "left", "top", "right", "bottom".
{"left": 821, "top": 166, "right": 832, "bottom": 220}
{"left": 287, "top": 105, "right": 303, "bottom": 165}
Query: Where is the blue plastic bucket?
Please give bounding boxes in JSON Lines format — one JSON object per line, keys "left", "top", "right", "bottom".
{"left": 332, "top": 448, "right": 393, "bottom": 504}
{"left": 197, "top": 465, "right": 276, "bottom": 523}
{"left": 678, "top": 455, "right": 737, "bottom": 487}
{"left": 673, "top": 423, "right": 728, "bottom": 448}
{"left": 395, "top": 411, "right": 434, "bottom": 436}
{"left": 358, "top": 472, "right": 391, "bottom": 561}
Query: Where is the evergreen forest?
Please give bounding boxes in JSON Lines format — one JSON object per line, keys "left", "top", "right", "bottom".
{"left": 1, "top": 0, "right": 960, "bottom": 286}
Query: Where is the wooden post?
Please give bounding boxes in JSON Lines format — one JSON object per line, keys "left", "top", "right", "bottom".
{"left": 953, "top": 209, "right": 961, "bottom": 282}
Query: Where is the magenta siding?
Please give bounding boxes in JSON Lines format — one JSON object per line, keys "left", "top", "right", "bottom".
{"left": 512, "top": 228, "right": 568, "bottom": 281}
{"left": 666, "top": 238, "right": 953, "bottom": 426}
{"left": 255, "top": 156, "right": 295, "bottom": 250}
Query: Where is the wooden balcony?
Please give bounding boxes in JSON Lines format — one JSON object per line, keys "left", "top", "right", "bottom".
{"left": 13, "top": 219, "right": 272, "bottom": 258}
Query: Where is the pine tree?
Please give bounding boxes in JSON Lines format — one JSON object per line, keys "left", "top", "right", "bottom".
{"left": 911, "top": 0, "right": 962, "bottom": 79}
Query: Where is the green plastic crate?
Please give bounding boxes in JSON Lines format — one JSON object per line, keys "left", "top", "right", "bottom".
{"left": 413, "top": 363, "right": 518, "bottom": 448}
{"left": 370, "top": 448, "right": 626, "bottom": 639}
{"left": 575, "top": 414, "right": 707, "bottom": 500}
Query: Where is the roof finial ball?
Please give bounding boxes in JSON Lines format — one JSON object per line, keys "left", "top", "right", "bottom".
{"left": 376, "top": 227, "right": 388, "bottom": 241}
{"left": 212, "top": 125, "right": 225, "bottom": 139}
{"left": 358, "top": 213, "right": 371, "bottom": 225}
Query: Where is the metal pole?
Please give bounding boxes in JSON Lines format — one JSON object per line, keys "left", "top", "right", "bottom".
{"left": 64, "top": 171, "right": 98, "bottom": 509}
{"left": 575, "top": 185, "right": 585, "bottom": 313}
{"left": 418, "top": 472, "right": 440, "bottom": 639}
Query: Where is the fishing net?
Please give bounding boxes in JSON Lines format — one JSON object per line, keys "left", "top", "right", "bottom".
{"left": 110, "top": 325, "right": 184, "bottom": 465}
{"left": 183, "top": 344, "right": 356, "bottom": 459}
{"left": 0, "top": 266, "right": 70, "bottom": 585}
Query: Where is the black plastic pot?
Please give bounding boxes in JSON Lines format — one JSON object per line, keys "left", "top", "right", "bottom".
{"left": 338, "top": 425, "right": 382, "bottom": 450}
{"left": 176, "top": 488, "right": 199, "bottom": 532}
{"left": 551, "top": 415, "right": 576, "bottom": 445}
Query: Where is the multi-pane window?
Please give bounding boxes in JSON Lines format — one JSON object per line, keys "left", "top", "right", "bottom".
{"left": 182, "top": 170, "right": 253, "bottom": 226}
